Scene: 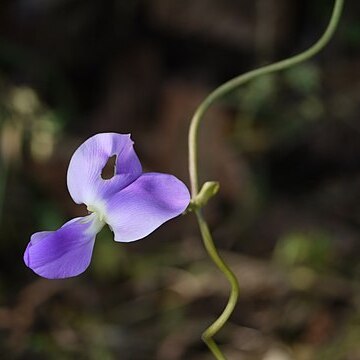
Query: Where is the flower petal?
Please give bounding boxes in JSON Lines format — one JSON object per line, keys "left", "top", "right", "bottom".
{"left": 67, "top": 133, "right": 142, "bottom": 206}
{"left": 103, "top": 173, "right": 190, "bottom": 242}
{"left": 24, "top": 214, "right": 103, "bottom": 279}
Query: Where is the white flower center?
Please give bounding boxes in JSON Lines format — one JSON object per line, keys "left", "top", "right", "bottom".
{"left": 82, "top": 212, "right": 105, "bottom": 235}
{"left": 87, "top": 201, "right": 107, "bottom": 223}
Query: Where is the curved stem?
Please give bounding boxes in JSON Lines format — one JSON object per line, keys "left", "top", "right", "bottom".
{"left": 195, "top": 210, "right": 239, "bottom": 360}
{"left": 189, "top": 0, "right": 344, "bottom": 197}
{"left": 188, "top": 1, "right": 344, "bottom": 359}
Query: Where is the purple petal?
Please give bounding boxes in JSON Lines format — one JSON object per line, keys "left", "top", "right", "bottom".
{"left": 103, "top": 173, "right": 190, "bottom": 242}
{"left": 67, "top": 133, "right": 142, "bottom": 206}
{"left": 24, "top": 214, "right": 103, "bottom": 279}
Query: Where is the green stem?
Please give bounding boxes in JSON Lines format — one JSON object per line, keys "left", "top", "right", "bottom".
{"left": 188, "top": 1, "right": 344, "bottom": 359}
{"left": 189, "top": 0, "right": 344, "bottom": 197}
{"left": 196, "top": 210, "right": 239, "bottom": 360}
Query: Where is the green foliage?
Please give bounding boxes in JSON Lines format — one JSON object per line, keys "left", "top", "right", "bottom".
{"left": 91, "top": 227, "right": 128, "bottom": 280}
{"left": 36, "top": 202, "right": 65, "bottom": 231}
{"left": 273, "top": 231, "right": 334, "bottom": 272}
{"left": 231, "top": 63, "right": 323, "bottom": 156}
{"left": 236, "top": 74, "right": 278, "bottom": 115}
{"left": 284, "top": 63, "right": 321, "bottom": 94}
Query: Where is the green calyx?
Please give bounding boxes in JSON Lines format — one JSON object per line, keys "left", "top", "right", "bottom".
{"left": 187, "top": 181, "right": 220, "bottom": 212}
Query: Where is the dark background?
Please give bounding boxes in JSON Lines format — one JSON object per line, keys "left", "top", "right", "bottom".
{"left": 0, "top": 0, "right": 359, "bottom": 359}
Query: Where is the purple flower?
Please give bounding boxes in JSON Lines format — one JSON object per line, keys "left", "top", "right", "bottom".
{"left": 24, "top": 133, "right": 190, "bottom": 279}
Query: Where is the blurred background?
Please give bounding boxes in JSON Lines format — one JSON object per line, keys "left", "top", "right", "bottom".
{"left": 0, "top": 0, "right": 359, "bottom": 359}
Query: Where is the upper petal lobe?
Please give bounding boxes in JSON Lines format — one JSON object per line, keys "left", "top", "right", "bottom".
{"left": 103, "top": 173, "right": 190, "bottom": 242}
{"left": 67, "top": 133, "right": 142, "bottom": 206}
